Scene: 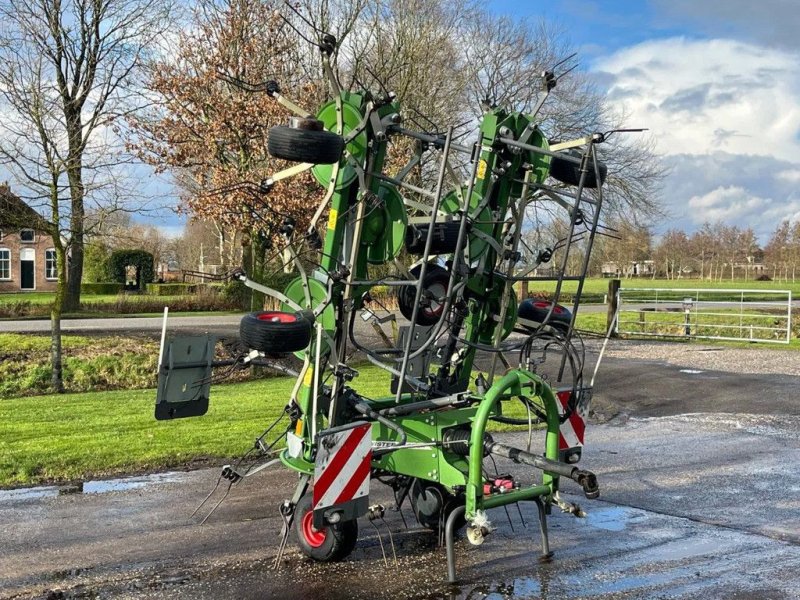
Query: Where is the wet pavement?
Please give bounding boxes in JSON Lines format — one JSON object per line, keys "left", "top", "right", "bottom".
{"left": 1, "top": 411, "right": 798, "bottom": 599}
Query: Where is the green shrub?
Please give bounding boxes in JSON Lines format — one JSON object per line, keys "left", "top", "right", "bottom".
{"left": 146, "top": 282, "right": 196, "bottom": 296}
{"left": 81, "top": 282, "right": 123, "bottom": 295}
{"left": 222, "top": 280, "right": 248, "bottom": 307}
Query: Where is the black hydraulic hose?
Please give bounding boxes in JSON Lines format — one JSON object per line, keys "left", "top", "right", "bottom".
{"left": 485, "top": 440, "right": 599, "bottom": 499}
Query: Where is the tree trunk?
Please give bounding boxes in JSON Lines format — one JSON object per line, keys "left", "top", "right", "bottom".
{"left": 50, "top": 232, "right": 68, "bottom": 393}
{"left": 241, "top": 232, "right": 254, "bottom": 311}
{"left": 64, "top": 150, "right": 85, "bottom": 311}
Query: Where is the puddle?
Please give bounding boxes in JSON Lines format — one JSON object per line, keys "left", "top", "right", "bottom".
{"left": 636, "top": 537, "right": 722, "bottom": 562}
{"left": 0, "top": 486, "right": 60, "bottom": 502}
{"left": 0, "top": 471, "right": 185, "bottom": 503}
{"left": 679, "top": 369, "right": 703, "bottom": 374}
{"left": 82, "top": 471, "right": 184, "bottom": 494}
{"left": 583, "top": 506, "right": 639, "bottom": 532}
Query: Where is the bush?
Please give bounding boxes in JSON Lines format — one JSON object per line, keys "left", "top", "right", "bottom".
{"left": 222, "top": 280, "right": 248, "bottom": 307}
{"left": 146, "top": 282, "right": 196, "bottom": 296}
{"left": 81, "top": 282, "right": 123, "bottom": 295}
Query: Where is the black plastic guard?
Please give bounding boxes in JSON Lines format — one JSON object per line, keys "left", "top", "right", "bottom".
{"left": 155, "top": 334, "right": 216, "bottom": 420}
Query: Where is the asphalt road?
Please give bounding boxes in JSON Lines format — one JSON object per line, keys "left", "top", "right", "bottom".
{"left": 1, "top": 356, "right": 799, "bottom": 599}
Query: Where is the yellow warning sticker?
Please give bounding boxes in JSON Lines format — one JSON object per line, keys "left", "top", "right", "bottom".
{"left": 476, "top": 159, "right": 487, "bottom": 180}
{"left": 303, "top": 367, "right": 314, "bottom": 387}
{"left": 295, "top": 419, "right": 304, "bottom": 436}
{"left": 327, "top": 208, "right": 338, "bottom": 230}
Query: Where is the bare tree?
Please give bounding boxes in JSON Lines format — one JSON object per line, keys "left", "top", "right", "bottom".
{"left": 0, "top": 0, "right": 173, "bottom": 312}
{"left": 462, "top": 13, "right": 666, "bottom": 222}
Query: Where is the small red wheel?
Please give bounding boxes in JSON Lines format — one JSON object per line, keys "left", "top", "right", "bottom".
{"left": 301, "top": 509, "right": 327, "bottom": 548}
{"left": 293, "top": 493, "right": 358, "bottom": 562}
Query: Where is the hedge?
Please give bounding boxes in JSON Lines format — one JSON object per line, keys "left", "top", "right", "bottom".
{"left": 81, "top": 282, "right": 124, "bottom": 295}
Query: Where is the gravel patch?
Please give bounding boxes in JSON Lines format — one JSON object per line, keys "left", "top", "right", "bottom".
{"left": 603, "top": 340, "right": 800, "bottom": 376}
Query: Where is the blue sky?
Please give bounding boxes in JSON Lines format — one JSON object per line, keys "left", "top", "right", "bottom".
{"left": 6, "top": 1, "right": 795, "bottom": 244}
{"left": 113, "top": 1, "right": 800, "bottom": 242}
{"left": 486, "top": 0, "right": 800, "bottom": 242}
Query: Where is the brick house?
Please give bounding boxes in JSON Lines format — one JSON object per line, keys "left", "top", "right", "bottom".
{"left": 0, "top": 185, "right": 58, "bottom": 293}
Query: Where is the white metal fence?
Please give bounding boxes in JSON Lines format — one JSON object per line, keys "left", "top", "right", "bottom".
{"left": 616, "top": 287, "right": 793, "bottom": 344}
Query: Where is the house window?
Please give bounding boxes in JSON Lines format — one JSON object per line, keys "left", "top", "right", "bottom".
{"left": 20, "top": 229, "right": 35, "bottom": 242}
{"left": 45, "top": 248, "right": 57, "bottom": 280}
{"left": 0, "top": 248, "right": 10, "bottom": 280}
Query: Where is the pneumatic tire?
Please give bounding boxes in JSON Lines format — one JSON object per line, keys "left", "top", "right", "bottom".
{"left": 410, "top": 480, "right": 466, "bottom": 532}
{"left": 239, "top": 311, "right": 312, "bottom": 354}
{"left": 294, "top": 493, "right": 359, "bottom": 562}
{"left": 549, "top": 149, "right": 608, "bottom": 188}
{"left": 398, "top": 264, "right": 450, "bottom": 326}
{"left": 268, "top": 126, "right": 345, "bottom": 164}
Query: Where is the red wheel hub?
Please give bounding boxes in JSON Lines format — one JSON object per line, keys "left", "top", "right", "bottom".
{"left": 534, "top": 301, "right": 564, "bottom": 314}
{"left": 257, "top": 311, "right": 296, "bottom": 323}
{"left": 301, "top": 510, "right": 327, "bottom": 547}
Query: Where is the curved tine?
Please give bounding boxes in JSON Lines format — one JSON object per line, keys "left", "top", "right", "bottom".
{"left": 190, "top": 473, "right": 223, "bottom": 518}
{"left": 379, "top": 515, "right": 398, "bottom": 565}
{"left": 199, "top": 480, "right": 234, "bottom": 525}
{"left": 370, "top": 519, "right": 389, "bottom": 567}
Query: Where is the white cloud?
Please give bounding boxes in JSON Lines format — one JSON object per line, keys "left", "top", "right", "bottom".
{"left": 685, "top": 184, "right": 800, "bottom": 233}
{"left": 594, "top": 37, "right": 800, "bottom": 161}
{"left": 776, "top": 169, "right": 800, "bottom": 183}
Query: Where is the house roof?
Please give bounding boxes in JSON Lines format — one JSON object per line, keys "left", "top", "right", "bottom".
{"left": 0, "top": 184, "right": 49, "bottom": 231}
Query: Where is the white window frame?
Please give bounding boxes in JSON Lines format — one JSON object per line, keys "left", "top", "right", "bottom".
{"left": 45, "top": 248, "right": 57, "bottom": 280}
{"left": 19, "top": 228, "right": 36, "bottom": 243}
{"left": 0, "top": 248, "right": 10, "bottom": 280}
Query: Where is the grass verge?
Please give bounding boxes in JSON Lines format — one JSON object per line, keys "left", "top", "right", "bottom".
{"left": 1, "top": 365, "right": 540, "bottom": 488}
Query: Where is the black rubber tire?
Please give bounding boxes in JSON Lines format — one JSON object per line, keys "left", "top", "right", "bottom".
{"left": 239, "top": 311, "right": 312, "bottom": 353}
{"left": 268, "top": 125, "right": 345, "bottom": 164}
{"left": 549, "top": 149, "right": 608, "bottom": 188}
{"left": 294, "top": 493, "right": 358, "bottom": 562}
{"left": 518, "top": 299, "right": 572, "bottom": 330}
{"left": 398, "top": 264, "right": 450, "bottom": 326}
{"left": 410, "top": 480, "right": 466, "bottom": 532}
{"left": 404, "top": 221, "right": 461, "bottom": 255}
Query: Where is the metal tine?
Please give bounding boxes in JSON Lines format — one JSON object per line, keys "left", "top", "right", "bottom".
{"left": 190, "top": 473, "right": 224, "bottom": 518}
{"left": 503, "top": 505, "right": 515, "bottom": 533}
{"left": 370, "top": 519, "right": 389, "bottom": 567}
{"left": 516, "top": 502, "right": 527, "bottom": 528}
{"left": 379, "top": 515, "right": 398, "bottom": 566}
{"left": 273, "top": 510, "right": 293, "bottom": 569}
{"left": 198, "top": 481, "right": 234, "bottom": 525}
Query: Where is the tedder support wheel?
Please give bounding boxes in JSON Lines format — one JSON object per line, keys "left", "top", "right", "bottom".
{"left": 268, "top": 125, "right": 345, "bottom": 165}
{"left": 294, "top": 493, "right": 359, "bottom": 562}
{"left": 410, "top": 480, "right": 466, "bottom": 532}
{"left": 239, "top": 311, "right": 312, "bottom": 354}
{"left": 398, "top": 263, "right": 450, "bottom": 326}
{"left": 549, "top": 149, "right": 608, "bottom": 189}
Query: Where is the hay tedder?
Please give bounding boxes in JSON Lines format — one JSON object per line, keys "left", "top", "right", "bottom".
{"left": 154, "top": 27, "right": 624, "bottom": 582}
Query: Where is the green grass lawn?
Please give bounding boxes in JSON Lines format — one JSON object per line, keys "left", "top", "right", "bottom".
{"left": 533, "top": 277, "right": 800, "bottom": 297}
{"left": 0, "top": 292, "right": 206, "bottom": 307}
{"left": 0, "top": 365, "right": 539, "bottom": 488}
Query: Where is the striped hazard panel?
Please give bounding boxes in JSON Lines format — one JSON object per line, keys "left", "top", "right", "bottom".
{"left": 313, "top": 422, "right": 373, "bottom": 516}
{"left": 556, "top": 390, "right": 586, "bottom": 451}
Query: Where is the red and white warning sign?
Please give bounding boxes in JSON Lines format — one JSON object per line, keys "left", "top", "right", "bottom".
{"left": 556, "top": 390, "right": 586, "bottom": 451}
{"left": 313, "top": 422, "right": 373, "bottom": 516}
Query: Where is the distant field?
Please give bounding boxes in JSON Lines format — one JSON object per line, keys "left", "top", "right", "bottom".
{"left": 532, "top": 277, "right": 800, "bottom": 297}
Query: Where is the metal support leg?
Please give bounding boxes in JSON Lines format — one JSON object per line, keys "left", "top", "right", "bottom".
{"left": 445, "top": 505, "right": 467, "bottom": 583}
{"left": 534, "top": 498, "right": 553, "bottom": 561}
